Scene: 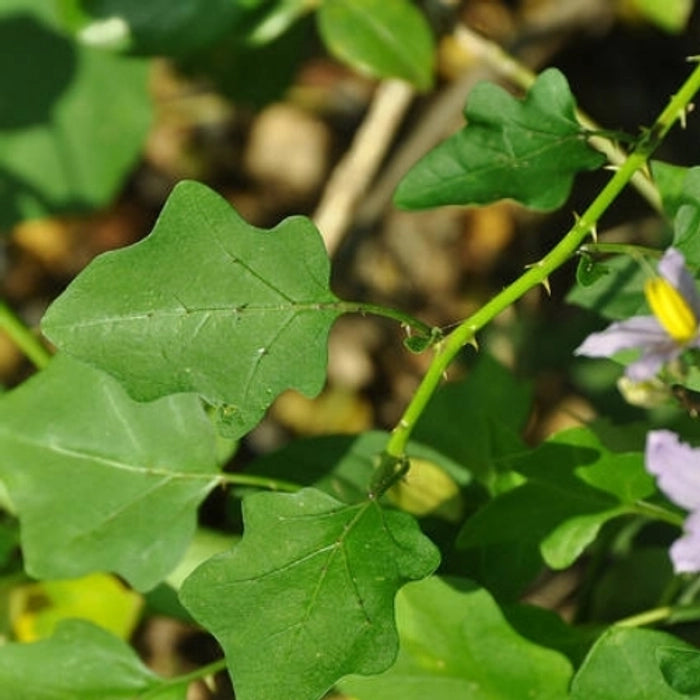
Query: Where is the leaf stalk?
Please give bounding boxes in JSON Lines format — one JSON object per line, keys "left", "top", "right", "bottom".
{"left": 0, "top": 300, "right": 51, "bottom": 370}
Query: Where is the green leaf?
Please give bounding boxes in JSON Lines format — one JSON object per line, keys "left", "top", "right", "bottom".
{"left": 625, "top": 0, "right": 694, "bottom": 33}
{"left": 501, "top": 602, "right": 600, "bottom": 668}
{"left": 672, "top": 204, "right": 700, "bottom": 267}
{"left": 0, "top": 618, "right": 182, "bottom": 699}
{"left": 339, "top": 576, "right": 572, "bottom": 700}
{"left": 0, "top": 355, "right": 220, "bottom": 591}
{"left": 567, "top": 254, "right": 647, "bottom": 320}
{"left": 394, "top": 68, "right": 605, "bottom": 210}
{"left": 576, "top": 254, "right": 611, "bottom": 287}
{"left": 651, "top": 160, "right": 691, "bottom": 219}
{"left": 41, "top": 180, "right": 342, "bottom": 439}
{"left": 457, "top": 427, "right": 651, "bottom": 599}
{"left": 571, "top": 627, "right": 698, "bottom": 699}
{"left": 316, "top": 0, "right": 434, "bottom": 90}
{"left": 61, "top": 0, "right": 257, "bottom": 54}
{"left": 179, "top": 17, "right": 313, "bottom": 109}
{"left": 0, "top": 2, "right": 151, "bottom": 227}
{"left": 658, "top": 646, "right": 700, "bottom": 695}
{"left": 179, "top": 487, "right": 440, "bottom": 700}
{"left": 589, "top": 548, "right": 673, "bottom": 622}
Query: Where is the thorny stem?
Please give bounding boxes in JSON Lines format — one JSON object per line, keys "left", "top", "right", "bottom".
{"left": 0, "top": 300, "right": 51, "bottom": 370}
{"left": 385, "top": 60, "right": 700, "bottom": 460}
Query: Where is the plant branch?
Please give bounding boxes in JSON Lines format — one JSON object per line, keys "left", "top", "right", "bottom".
{"left": 385, "top": 60, "right": 700, "bottom": 459}
{"left": 0, "top": 300, "right": 51, "bottom": 370}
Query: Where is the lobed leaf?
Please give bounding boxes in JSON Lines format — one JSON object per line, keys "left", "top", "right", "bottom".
{"left": 0, "top": 354, "right": 220, "bottom": 591}
{"left": 571, "top": 627, "right": 698, "bottom": 699}
{"left": 0, "top": 619, "right": 182, "bottom": 699}
{"left": 316, "top": 0, "right": 434, "bottom": 90}
{"left": 339, "top": 576, "right": 572, "bottom": 700}
{"left": 179, "top": 487, "right": 440, "bottom": 700}
{"left": 41, "top": 180, "right": 342, "bottom": 439}
{"left": 457, "top": 426, "right": 652, "bottom": 599}
{"left": 394, "top": 68, "right": 605, "bottom": 210}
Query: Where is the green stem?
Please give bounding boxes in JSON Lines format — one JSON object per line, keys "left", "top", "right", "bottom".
{"left": 0, "top": 300, "right": 51, "bottom": 370}
{"left": 385, "top": 60, "right": 700, "bottom": 459}
{"left": 616, "top": 602, "right": 700, "bottom": 628}
{"left": 339, "top": 301, "right": 438, "bottom": 340}
{"left": 629, "top": 500, "right": 685, "bottom": 527}
{"left": 140, "top": 658, "right": 228, "bottom": 699}
{"left": 614, "top": 606, "right": 674, "bottom": 628}
{"left": 219, "top": 471, "right": 300, "bottom": 493}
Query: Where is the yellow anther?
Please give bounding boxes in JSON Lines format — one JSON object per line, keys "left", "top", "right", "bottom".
{"left": 644, "top": 277, "right": 698, "bottom": 343}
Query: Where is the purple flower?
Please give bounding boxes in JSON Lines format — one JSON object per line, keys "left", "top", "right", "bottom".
{"left": 646, "top": 430, "right": 700, "bottom": 573}
{"left": 574, "top": 248, "right": 700, "bottom": 381}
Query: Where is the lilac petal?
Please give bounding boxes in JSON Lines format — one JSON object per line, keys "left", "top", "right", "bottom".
{"left": 625, "top": 347, "right": 680, "bottom": 381}
{"left": 574, "top": 316, "right": 667, "bottom": 357}
{"left": 670, "top": 510, "right": 700, "bottom": 573}
{"left": 645, "top": 430, "right": 700, "bottom": 511}
{"left": 658, "top": 247, "right": 700, "bottom": 319}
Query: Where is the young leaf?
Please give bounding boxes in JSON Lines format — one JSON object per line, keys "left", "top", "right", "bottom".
{"left": 338, "top": 576, "right": 572, "bottom": 700}
{"left": 567, "top": 254, "right": 647, "bottom": 320}
{"left": 179, "top": 487, "right": 440, "bottom": 700}
{"left": 571, "top": 627, "right": 698, "bottom": 699}
{"left": 457, "top": 426, "right": 652, "bottom": 599}
{"left": 0, "top": 619, "right": 182, "bottom": 699}
{"left": 0, "top": 1, "right": 151, "bottom": 227}
{"left": 41, "top": 181, "right": 342, "bottom": 439}
{"left": 316, "top": 0, "right": 434, "bottom": 90}
{"left": 394, "top": 68, "right": 605, "bottom": 210}
{"left": 0, "top": 354, "right": 220, "bottom": 591}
